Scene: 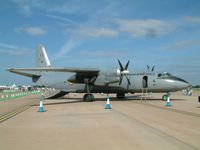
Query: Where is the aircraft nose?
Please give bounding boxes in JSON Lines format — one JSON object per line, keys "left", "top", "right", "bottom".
{"left": 179, "top": 80, "right": 190, "bottom": 89}
{"left": 174, "top": 77, "right": 190, "bottom": 90}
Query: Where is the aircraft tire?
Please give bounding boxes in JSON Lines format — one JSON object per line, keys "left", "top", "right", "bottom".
{"left": 83, "top": 94, "right": 95, "bottom": 102}
{"left": 162, "top": 95, "right": 168, "bottom": 101}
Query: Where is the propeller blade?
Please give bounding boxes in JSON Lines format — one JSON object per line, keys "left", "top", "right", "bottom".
{"left": 125, "top": 60, "right": 130, "bottom": 70}
{"left": 151, "top": 66, "right": 155, "bottom": 72}
{"left": 147, "top": 65, "right": 150, "bottom": 71}
{"left": 119, "top": 76, "right": 123, "bottom": 85}
{"left": 118, "top": 59, "right": 124, "bottom": 71}
{"left": 125, "top": 75, "right": 131, "bottom": 85}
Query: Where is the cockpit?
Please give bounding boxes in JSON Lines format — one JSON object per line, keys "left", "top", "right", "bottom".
{"left": 157, "top": 72, "right": 189, "bottom": 83}
{"left": 157, "top": 72, "right": 173, "bottom": 78}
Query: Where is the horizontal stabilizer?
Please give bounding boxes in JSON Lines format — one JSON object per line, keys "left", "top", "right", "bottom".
{"left": 8, "top": 68, "right": 41, "bottom": 78}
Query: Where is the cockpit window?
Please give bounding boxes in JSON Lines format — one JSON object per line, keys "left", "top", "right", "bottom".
{"left": 158, "top": 72, "right": 173, "bottom": 77}
{"left": 166, "top": 72, "right": 172, "bottom": 76}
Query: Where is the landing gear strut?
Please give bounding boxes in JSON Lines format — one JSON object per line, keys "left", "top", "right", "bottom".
{"left": 83, "top": 82, "right": 95, "bottom": 102}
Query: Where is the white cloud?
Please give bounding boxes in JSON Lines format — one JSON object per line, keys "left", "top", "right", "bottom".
{"left": 0, "top": 43, "right": 30, "bottom": 56}
{"left": 21, "top": 5, "right": 32, "bottom": 16}
{"left": 11, "top": 0, "right": 34, "bottom": 16}
{"left": 12, "top": 0, "right": 121, "bottom": 21}
{"left": 53, "top": 27, "right": 117, "bottom": 60}
{"left": 45, "top": 14, "right": 75, "bottom": 24}
{"left": 11, "top": 0, "right": 47, "bottom": 16}
{"left": 114, "top": 19, "right": 174, "bottom": 37}
{"left": 24, "top": 27, "right": 46, "bottom": 36}
{"left": 0, "top": 49, "right": 27, "bottom": 56}
{"left": 71, "top": 27, "right": 118, "bottom": 38}
{"left": 53, "top": 39, "right": 78, "bottom": 60}
{"left": 0, "top": 43, "right": 18, "bottom": 49}
{"left": 80, "top": 50, "right": 121, "bottom": 57}
{"left": 11, "top": 0, "right": 100, "bottom": 17}
{"left": 169, "top": 39, "right": 200, "bottom": 50}
{"left": 184, "top": 16, "right": 200, "bottom": 24}
{"left": 15, "top": 26, "right": 46, "bottom": 36}
{"left": 45, "top": 1, "right": 117, "bottom": 17}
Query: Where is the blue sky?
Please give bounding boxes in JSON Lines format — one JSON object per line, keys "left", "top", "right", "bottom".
{"left": 0, "top": 0, "right": 200, "bottom": 85}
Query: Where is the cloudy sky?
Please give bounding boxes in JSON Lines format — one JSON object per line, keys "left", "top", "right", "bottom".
{"left": 0, "top": 0, "right": 200, "bottom": 85}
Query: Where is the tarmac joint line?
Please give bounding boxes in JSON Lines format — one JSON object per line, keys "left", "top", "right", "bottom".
{"left": 134, "top": 101, "right": 200, "bottom": 118}
{"left": 0, "top": 103, "right": 35, "bottom": 124}
{"left": 112, "top": 106, "right": 199, "bottom": 150}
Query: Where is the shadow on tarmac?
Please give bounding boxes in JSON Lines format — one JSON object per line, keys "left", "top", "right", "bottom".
{"left": 39, "top": 94, "right": 186, "bottom": 106}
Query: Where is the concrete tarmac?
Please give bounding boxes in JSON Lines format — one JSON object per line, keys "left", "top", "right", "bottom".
{"left": 0, "top": 95, "right": 39, "bottom": 116}
{"left": 0, "top": 92, "right": 200, "bottom": 150}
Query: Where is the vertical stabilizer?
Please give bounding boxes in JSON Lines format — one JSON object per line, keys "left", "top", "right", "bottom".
{"left": 36, "top": 45, "right": 51, "bottom": 67}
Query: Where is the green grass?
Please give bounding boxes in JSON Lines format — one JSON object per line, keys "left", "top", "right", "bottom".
{"left": 193, "top": 88, "right": 200, "bottom": 91}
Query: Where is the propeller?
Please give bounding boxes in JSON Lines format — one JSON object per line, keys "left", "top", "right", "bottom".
{"left": 147, "top": 65, "right": 155, "bottom": 72}
{"left": 117, "top": 60, "right": 131, "bottom": 87}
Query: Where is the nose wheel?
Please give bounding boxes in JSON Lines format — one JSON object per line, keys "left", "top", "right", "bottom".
{"left": 162, "top": 95, "right": 168, "bottom": 101}
{"left": 162, "top": 92, "right": 170, "bottom": 101}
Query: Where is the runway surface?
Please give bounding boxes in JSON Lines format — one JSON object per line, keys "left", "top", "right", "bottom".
{"left": 0, "top": 92, "right": 200, "bottom": 150}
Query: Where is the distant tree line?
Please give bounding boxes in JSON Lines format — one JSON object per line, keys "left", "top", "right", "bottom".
{"left": 193, "top": 85, "right": 200, "bottom": 88}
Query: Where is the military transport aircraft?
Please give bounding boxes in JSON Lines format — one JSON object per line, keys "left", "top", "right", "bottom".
{"left": 8, "top": 45, "right": 190, "bottom": 101}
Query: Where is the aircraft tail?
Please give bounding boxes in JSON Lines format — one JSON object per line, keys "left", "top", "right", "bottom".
{"left": 36, "top": 45, "right": 51, "bottom": 67}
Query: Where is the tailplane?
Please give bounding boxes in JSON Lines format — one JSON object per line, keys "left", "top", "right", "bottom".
{"left": 36, "top": 45, "right": 51, "bottom": 67}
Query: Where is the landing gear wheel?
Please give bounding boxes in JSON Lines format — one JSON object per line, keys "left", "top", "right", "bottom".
{"left": 116, "top": 93, "right": 125, "bottom": 99}
{"left": 162, "top": 95, "right": 168, "bottom": 101}
{"left": 83, "top": 94, "right": 95, "bottom": 102}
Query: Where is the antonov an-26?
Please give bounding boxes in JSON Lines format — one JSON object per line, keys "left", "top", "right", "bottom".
{"left": 8, "top": 45, "right": 190, "bottom": 101}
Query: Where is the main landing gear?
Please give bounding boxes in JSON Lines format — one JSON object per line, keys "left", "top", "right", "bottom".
{"left": 83, "top": 93, "right": 95, "bottom": 102}
{"left": 83, "top": 82, "right": 95, "bottom": 102}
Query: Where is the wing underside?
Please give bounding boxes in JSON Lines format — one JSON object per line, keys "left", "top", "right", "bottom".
{"left": 8, "top": 67, "right": 99, "bottom": 77}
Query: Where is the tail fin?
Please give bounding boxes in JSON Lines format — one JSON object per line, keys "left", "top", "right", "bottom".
{"left": 36, "top": 45, "right": 51, "bottom": 67}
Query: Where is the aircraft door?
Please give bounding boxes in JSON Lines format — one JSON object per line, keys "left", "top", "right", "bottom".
{"left": 142, "top": 76, "right": 148, "bottom": 88}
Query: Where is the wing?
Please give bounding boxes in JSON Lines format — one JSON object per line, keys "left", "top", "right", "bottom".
{"left": 8, "top": 68, "right": 41, "bottom": 78}
{"left": 8, "top": 67, "right": 99, "bottom": 75}
{"left": 8, "top": 67, "right": 100, "bottom": 83}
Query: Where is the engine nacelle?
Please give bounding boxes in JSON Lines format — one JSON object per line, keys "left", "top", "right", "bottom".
{"left": 94, "top": 75, "right": 119, "bottom": 86}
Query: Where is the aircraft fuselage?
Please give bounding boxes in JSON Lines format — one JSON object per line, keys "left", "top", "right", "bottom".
{"left": 35, "top": 71, "right": 189, "bottom": 94}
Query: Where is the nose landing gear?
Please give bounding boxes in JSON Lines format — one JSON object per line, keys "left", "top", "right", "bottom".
{"left": 162, "top": 92, "right": 171, "bottom": 101}
{"left": 162, "top": 95, "right": 168, "bottom": 101}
